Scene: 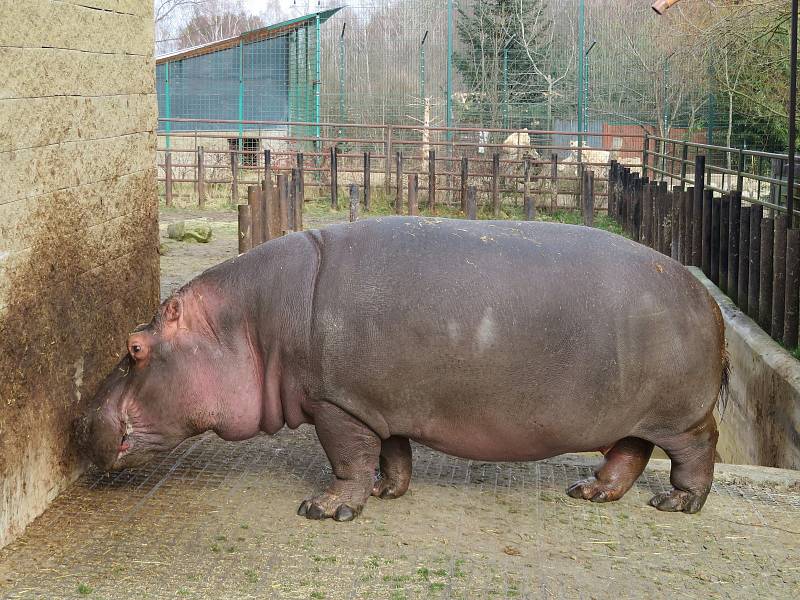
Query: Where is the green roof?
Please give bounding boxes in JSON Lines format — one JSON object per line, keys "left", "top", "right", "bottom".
{"left": 156, "top": 7, "right": 343, "bottom": 64}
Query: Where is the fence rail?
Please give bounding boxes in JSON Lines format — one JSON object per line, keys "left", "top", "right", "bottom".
{"left": 157, "top": 119, "right": 647, "bottom": 212}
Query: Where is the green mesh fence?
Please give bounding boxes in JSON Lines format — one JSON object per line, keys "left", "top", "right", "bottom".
{"left": 156, "top": 1, "right": 748, "bottom": 149}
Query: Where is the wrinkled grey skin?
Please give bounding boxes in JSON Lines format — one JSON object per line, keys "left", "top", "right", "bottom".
{"left": 79, "top": 217, "right": 726, "bottom": 521}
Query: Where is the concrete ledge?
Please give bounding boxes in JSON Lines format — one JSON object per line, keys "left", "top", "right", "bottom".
{"left": 689, "top": 267, "right": 800, "bottom": 470}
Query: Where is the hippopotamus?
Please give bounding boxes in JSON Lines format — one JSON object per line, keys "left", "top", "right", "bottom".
{"left": 79, "top": 217, "right": 727, "bottom": 521}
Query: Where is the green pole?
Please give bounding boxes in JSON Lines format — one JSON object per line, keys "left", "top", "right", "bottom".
{"left": 420, "top": 31, "right": 427, "bottom": 124}
{"left": 707, "top": 61, "right": 714, "bottom": 146}
{"left": 503, "top": 46, "right": 509, "bottom": 129}
{"left": 577, "top": 0, "right": 585, "bottom": 146}
{"left": 164, "top": 61, "right": 171, "bottom": 150}
{"left": 446, "top": 0, "right": 454, "bottom": 139}
{"left": 238, "top": 40, "right": 244, "bottom": 141}
{"left": 339, "top": 23, "right": 346, "bottom": 137}
{"left": 315, "top": 15, "right": 322, "bottom": 153}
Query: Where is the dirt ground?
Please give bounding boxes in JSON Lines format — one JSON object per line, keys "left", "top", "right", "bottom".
{"left": 1, "top": 206, "right": 799, "bottom": 599}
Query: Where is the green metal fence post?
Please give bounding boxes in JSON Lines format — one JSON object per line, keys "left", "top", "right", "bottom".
{"left": 338, "top": 22, "right": 346, "bottom": 136}
{"left": 315, "top": 14, "right": 322, "bottom": 154}
{"left": 446, "top": 0, "right": 454, "bottom": 139}
{"left": 420, "top": 31, "right": 428, "bottom": 124}
{"left": 503, "top": 45, "right": 509, "bottom": 129}
{"left": 164, "top": 61, "right": 171, "bottom": 151}
{"left": 577, "top": 0, "right": 585, "bottom": 147}
{"left": 238, "top": 40, "right": 244, "bottom": 142}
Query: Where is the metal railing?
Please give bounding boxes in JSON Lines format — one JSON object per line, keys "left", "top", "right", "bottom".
{"left": 643, "top": 134, "right": 800, "bottom": 217}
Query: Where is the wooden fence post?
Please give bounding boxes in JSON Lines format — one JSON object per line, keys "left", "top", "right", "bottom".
{"left": 238, "top": 204, "right": 251, "bottom": 254}
{"left": 466, "top": 186, "right": 477, "bottom": 220}
{"left": 165, "top": 151, "right": 173, "bottom": 208}
{"left": 278, "top": 174, "right": 290, "bottom": 235}
{"left": 363, "top": 152, "right": 371, "bottom": 211}
{"left": 408, "top": 174, "right": 419, "bottom": 216}
{"left": 672, "top": 187, "right": 681, "bottom": 261}
{"left": 524, "top": 158, "right": 535, "bottom": 220}
{"left": 349, "top": 183, "right": 359, "bottom": 222}
{"left": 738, "top": 206, "right": 751, "bottom": 314}
{"left": 292, "top": 168, "right": 303, "bottom": 231}
{"left": 330, "top": 147, "right": 339, "bottom": 209}
{"left": 492, "top": 152, "right": 501, "bottom": 216}
{"left": 692, "top": 186, "right": 703, "bottom": 267}
{"left": 428, "top": 150, "right": 437, "bottom": 213}
{"left": 728, "top": 191, "right": 741, "bottom": 302}
{"left": 248, "top": 185, "right": 262, "bottom": 247}
{"left": 395, "top": 151, "right": 404, "bottom": 214}
{"left": 784, "top": 228, "right": 800, "bottom": 348}
{"left": 748, "top": 205, "right": 763, "bottom": 321}
{"left": 460, "top": 157, "right": 469, "bottom": 213}
{"left": 550, "top": 153, "right": 558, "bottom": 212}
{"left": 759, "top": 218, "right": 775, "bottom": 331}
{"left": 719, "top": 195, "right": 730, "bottom": 294}
{"left": 702, "top": 189, "right": 713, "bottom": 276}
{"left": 197, "top": 146, "right": 206, "bottom": 209}
{"left": 262, "top": 177, "right": 274, "bottom": 241}
{"left": 710, "top": 195, "right": 721, "bottom": 284}
{"left": 230, "top": 149, "right": 239, "bottom": 206}
{"left": 264, "top": 149, "right": 271, "bottom": 185}
{"left": 297, "top": 152, "right": 305, "bottom": 205}
{"left": 384, "top": 126, "right": 393, "bottom": 193}
{"left": 582, "top": 170, "right": 594, "bottom": 227}
{"left": 772, "top": 215, "right": 788, "bottom": 342}
{"left": 682, "top": 188, "right": 692, "bottom": 265}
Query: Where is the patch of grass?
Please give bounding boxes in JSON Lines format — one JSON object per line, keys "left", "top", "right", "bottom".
{"left": 225, "top": 545, "right": 237, "bottom": 553}
{"left": 390, "top": 591, "right": 407, "bottom": 600}
{"left": 244, "top": 569, "right": 258, "bottom": 584}
{"left": 214, "top": 535, "right": 227, "bottom": 542}
{"left": 177, "top": 589, "right": 190, "bottom": 597}
{"left": 429, "top": 582, "right": 446, "bottom": 593}
{"left": 382, "top": 574, "right": 412, "bottom": 584}
{"left": 416, "top": 567, "right": 430, "bottom": 580}
{"left": 310, "top": 592, "right": 326, "bottom": 599}
{"left": 239, "top": 523, "right": 249, "bottom": 529}
{"left": 432, "top": 569, "right": 448, "bottom": 577}
{"left": 311, "top": 554, "right": 336, "bottom": 564}
{"left": 366, "top": 555, "right": 381, "bottom": 569}
{"left": 210, "top": 543, "right": 221, "bottom": 553}
{"left": 77, "top": 583, "right": 92, "bottom": 595}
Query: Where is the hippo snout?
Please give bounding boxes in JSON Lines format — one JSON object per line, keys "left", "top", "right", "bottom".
{"left": 75, "top": 409, "right": 123, "bottom": 471}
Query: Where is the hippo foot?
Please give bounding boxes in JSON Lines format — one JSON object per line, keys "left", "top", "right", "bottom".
{"left": 649, "top": 489, "right": 707, "bottom": 514}
{"left": 566, "top": 477, "right": 626, "bottom": 503}
{"left": 297, "top": 492, "right": 363, "bottom": 522}
{"left": 372, "top": 475, "right": 406, "bottom": 500}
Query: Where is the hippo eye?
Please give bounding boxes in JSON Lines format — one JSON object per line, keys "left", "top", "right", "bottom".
{"left": 131, "top": 344, "right": 142, "bottom": 356}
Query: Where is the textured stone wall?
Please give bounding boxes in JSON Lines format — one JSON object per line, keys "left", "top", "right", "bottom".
{"left": 0, "top": 0, "right": 159, "bottom": 547}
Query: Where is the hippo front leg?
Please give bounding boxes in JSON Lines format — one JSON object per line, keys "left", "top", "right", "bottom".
{"left": 298, "top": 400, "right": 380, "bottom": 522}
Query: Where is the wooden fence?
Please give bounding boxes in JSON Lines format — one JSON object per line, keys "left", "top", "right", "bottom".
{"left": 609, "top": 157, "right": 800, "bottom": 349}
{"left": 157, "top": 120, "right": 647, "bottom": 212}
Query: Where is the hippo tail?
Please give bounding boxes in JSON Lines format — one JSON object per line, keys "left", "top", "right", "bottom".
{"left": 717, "top": 351, "right": 731, "bottom": 419}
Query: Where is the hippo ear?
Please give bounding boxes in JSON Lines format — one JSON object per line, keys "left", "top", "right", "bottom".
{"left": 164, "top": 297, "right": 181, "bottom": 323}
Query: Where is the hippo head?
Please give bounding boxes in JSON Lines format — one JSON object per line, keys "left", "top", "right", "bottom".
{"left": 78, "top": 294, "right": 225, "bottom": 471}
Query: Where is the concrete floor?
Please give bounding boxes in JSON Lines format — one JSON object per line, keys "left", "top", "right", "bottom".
{"left": 0, "top": 427, "right": 798, "bottom": 599}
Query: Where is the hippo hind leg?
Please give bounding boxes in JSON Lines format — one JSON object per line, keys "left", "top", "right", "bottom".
{"left": 298, "top": 400, "right": 379, "bottom": 522}
{"left": 373, "top": 436, "right": 412, "bottom": 499}
{"left": 567, "top": 437, "right": 654, "bottom": 503}
{"left": 649, "top": 412, "right": 718, "bottom": 514}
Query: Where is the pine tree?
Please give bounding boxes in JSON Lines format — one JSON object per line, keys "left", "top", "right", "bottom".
{"left": 454, "top": 0, "right": 553, "bottom": 128}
